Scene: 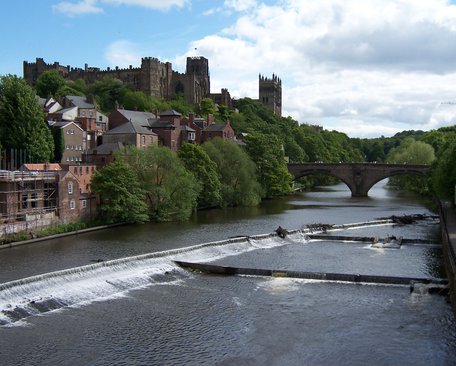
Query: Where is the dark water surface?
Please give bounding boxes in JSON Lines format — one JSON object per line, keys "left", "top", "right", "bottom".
{"left": 0, "top": 181, "right": 455, "bottom": 365}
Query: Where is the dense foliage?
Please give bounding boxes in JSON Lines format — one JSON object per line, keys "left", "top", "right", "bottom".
{"left": 118, "top": 145, "right": 198, "bottom": 222}
{"left": 177, "top": 143, "right": 222, "bottom": 208}
{"left": 0, "top": 75, "right": 54, "bottom": 163}
{"left": 243, "top": 131, "right": 292, "bottom": 197}
{"left": 203, "top": 138, "right": 262, "bottom": 207}
{"left": 91, "top": 159, "right": 149, "bottom": 224}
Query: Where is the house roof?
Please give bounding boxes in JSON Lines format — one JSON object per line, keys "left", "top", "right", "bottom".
{"left": 66, "top": 95, "right": 95, "bottom": 109}
{"left": 104, "top": 120, "right": 157, "bottom": 135}
{"left": 204, "top": 123, "right": 228, "bottom": 132}
{"left": 181, "top": 125, "right": 196, "bottom": 132}
{"left": 149, "top": 119, "right": 175, "bottom": 128}
{"left": 21, "top": 163, "right": 63, "bottom": 171}
{"left": 160, "top": 109, "right": 181, "bottom": 117}
{"left": 88, "top": 141, "right": 125, "bottom": 155}
{"left": 48, "top": 121, "right": 83, "bottom": 131}
{"left": 193, "top": 119, "right": 206, "bottom": 129}
{"left": 115, "top": 109, "right": 156, "bottom": 124}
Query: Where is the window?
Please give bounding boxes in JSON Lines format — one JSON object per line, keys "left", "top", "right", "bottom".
{"left": 81, "top": 200, "right": 87, "bottom": 209}
{"left": 89, "top": 111, "right": 93, "bottom": 118}
{"left": 70, "top": 199, "right": 76, "bottom": 209}
{"left": 189, "top": 132, "right": 195, "bottom": 141}
{"left": 70, "top": 129, "right": 74, "bottom": 134}
{"left": 68, "top": 181, "right": 73, "bottom": 194}
{"left": 81, "top": 111, "right": 86, "bottom": 117}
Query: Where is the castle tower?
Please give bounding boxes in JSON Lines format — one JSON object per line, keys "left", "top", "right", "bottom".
{"left": 185, "top": 57, "right": 210, "bottom": 104}
{"left": 259, "top": 73, "right": 282, "bottom": 117}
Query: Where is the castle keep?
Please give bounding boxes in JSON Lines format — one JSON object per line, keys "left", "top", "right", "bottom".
{"left": 24, "top": 56, "right": 212, "bottom": 106}
{"left": 24, "top": 57, "right": 282, "bottom": 115}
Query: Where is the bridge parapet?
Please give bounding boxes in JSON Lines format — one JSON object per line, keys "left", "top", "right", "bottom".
{"left": 287, "top": 162, "right": 430, "bottom": 197}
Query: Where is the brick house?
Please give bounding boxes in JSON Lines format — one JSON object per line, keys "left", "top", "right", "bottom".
{"left": 180, "top": 113, "right": 215, "bottom": 145}
{"left": 202, "top": 120, "right": 235, "bottom": 142}
{"left": 84, "top": 142, "right": 125, "bottom": 167}
{"left": 150, "top": 110, "right": 182, "bottom": 151}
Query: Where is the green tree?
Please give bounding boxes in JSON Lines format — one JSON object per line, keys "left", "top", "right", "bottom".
{"left": 88, "top": 77, "right": 128, "bottom": 112}
{"left": 177, "top": 143, "right": 222, "bottom": 208}
{"left": 35, "top": 70, "right": 66, "bottom": 98}
{"left": 431, "top": 139, "right": 456, "bottom": 200}
{"left": 0, "top": 75, "right": 54, "bottom": 163}
{"left": 91, "top": 160, "right": 149, "bottom": 224}
{"left": 203, "top": 138, "right": 262, "bottom": 207}
{"left": 243, "top": 132, "right": 292, "bottom": 197}
{"left": 386, "top": 138, "right": 435, "bottom": 165}
{"left": 119, "top": 145, "right": 198, "bottom": 222}
{"left": 198, "top": 98, "right": 217, "bottom": 119}
{"left": 51, "top": 128, "right": 65, "bottom": 163}
{"left": 386, "top": 138, "right": 435, "bottom": 194}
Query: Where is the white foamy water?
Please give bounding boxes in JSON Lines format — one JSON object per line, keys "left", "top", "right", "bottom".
{"left": 0, "top": 221, "right": 392, "bottom": 326}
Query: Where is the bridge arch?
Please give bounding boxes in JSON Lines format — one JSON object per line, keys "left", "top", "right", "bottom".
{"left": 287, "top": 163, "right": 430, "bottom": 197}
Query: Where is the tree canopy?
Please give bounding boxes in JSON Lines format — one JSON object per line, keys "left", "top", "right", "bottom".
{"left": 35, "top": 70, "right": 66, "bottom": 98}
{"left": 177, "top": 142, "right": 222, "bottom": 208}
{"left": 119, "top": 145, "right": 198, "bottom": 222}
{"left": 243, "top": 131, "right": 292, "bottom": 197}
{"left": 203, "top": 138, "right": 262, "bottom": 207}
{"left": 91, "top": 159, "right": 149, "bottom": 224}
{"left": 0, "top": 75, "right": 54, "bottom": 163}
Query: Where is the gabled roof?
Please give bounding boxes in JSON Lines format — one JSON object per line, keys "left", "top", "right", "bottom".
{"left": 66, "top": 95, "right": 95, "bottom": 109}
{"left": 181, "top": 125, "right": 196, "bottom": 132}
{"left": 48, "top": 121, "right": 84, "bottom": 131}
{"left": 104, "top": 120, "right": 157, "bottom": 135}
{"left": 204, "top": 123, "right": 228, "bottom": 132}
{"left": 160, "top": 109, "right": 181, "bottom": 117}
{"left": 115, "top": 109, "right": 156, "bottom": 124}
{"left": 88, "top": 141, "right": 125, "bottom": 155}
{"left": 149, "top": 119, "right": 175, "bottom": 128}
{"left": 193, "top": 119, "right": 206, "bottom": 129}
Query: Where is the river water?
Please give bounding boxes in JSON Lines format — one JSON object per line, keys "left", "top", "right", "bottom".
{"left": 0, "top": 181, "right": 455, "bottom": 365}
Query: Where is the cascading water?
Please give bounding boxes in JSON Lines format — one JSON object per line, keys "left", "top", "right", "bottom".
{"left": 0, "top": 219, "right": 419, "bottom": 327}
{"left": 0, "top": 229, "right": 309, "bottom": 326}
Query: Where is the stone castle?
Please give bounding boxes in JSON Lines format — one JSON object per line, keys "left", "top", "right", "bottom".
{"left": 23, "top": 56, "right": 281, "bottom": 116}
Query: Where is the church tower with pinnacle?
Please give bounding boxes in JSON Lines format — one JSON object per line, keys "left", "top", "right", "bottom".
{"left": 259, "top": 73, "right": 282, "bottom": 117}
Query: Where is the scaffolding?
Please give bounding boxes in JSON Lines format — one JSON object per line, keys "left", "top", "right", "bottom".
{"left": 0, "top": 170, "right": 59, "bottom": 236}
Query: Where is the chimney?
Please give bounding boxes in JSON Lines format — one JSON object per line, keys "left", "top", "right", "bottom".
{"left": 207, "top": 114, "right": 214, "bottom": 125}
{"left": 189, "top": 112, "right": 195, "bottom": 124}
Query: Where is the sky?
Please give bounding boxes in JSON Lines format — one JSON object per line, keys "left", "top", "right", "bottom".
{"left": 2, "top": 0, "right": 456, "bottom": 138}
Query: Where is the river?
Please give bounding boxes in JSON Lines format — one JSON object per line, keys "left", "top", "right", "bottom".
{"left": 0, "top": 181, "right": 455, "bottom": 365}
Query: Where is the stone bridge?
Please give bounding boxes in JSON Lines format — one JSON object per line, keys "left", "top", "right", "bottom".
{"left": 287, "top": 162, "right": 430, "bottom": 197}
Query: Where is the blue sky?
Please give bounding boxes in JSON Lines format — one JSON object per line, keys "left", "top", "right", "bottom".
{"left": 2, "top": 0, "right": 456, "bottom": 138}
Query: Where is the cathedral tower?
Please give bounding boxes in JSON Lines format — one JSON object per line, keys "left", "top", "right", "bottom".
{"left": 259, "top": 74, "right": 282, "bottom": 116}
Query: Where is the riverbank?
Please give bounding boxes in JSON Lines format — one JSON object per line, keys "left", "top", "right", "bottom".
{"left": 0, "top": 223, "right": 125, "bottom": 250}
{"left": 439, "top": 201, "right": 456, "bottom": 314}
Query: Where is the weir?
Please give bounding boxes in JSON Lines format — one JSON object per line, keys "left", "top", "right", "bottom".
{"left": 0, "top": 218, "right": 442, "bottom": 326}
{"left": 174, "top": 260, "right": 448, "bottom": 287}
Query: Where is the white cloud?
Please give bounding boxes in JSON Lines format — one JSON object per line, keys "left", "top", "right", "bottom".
{"left": 52, "top": 0, "right": 103, "bottom": 16}
{"left": 101, "top": 0, "right": 188, "bottom": 11}
{"left": 105, "top": 40, "right": 143, "bottom": 67}
{"left": 53, "top": 0, "right": 187, "bottom": 16}
{"left": 182, "top": 0, "right": 456, "bottom": 137}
